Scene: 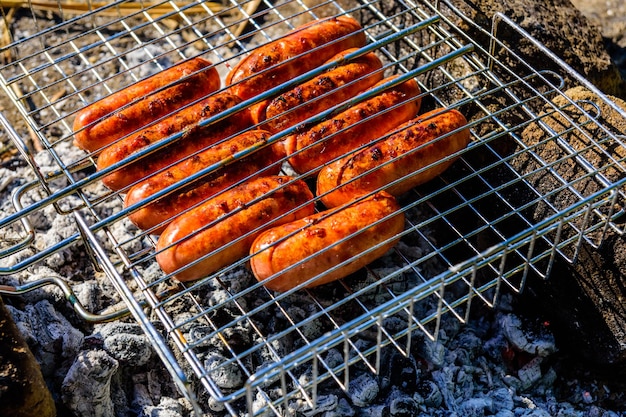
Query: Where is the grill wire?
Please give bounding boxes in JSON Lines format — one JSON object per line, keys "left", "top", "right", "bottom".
{"left": 1, "top": 0, "right": 626, "bottom": 415}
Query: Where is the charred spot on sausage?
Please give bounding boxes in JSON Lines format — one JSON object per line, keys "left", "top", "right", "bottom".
{"left": 370, "top": 147, "right": 383, "bottom": 161}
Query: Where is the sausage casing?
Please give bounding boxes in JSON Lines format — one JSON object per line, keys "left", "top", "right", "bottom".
{"left": 73, "top": 57, "right": 220, "bottom": 152}
{"left": 226, "top": 16, "right": 366, "bottom": 102}
{"left": 258, "top": 49, "right": 384, "bottom": 132}
{"left": 284, "top": 76, "right": 422, "bottom": 175}
{"left": 125, "top": 130, "right": 286, "bottom": 233}
{"left": 96, "top": 92, "right": 252, "bottom": 191}
{"left": 317, "top": 108, "right": 470, "bottom": 208}
{"left": 156, "top": 176, "right": 315, "bottom": 282}
{"left": 249, "top": 191, "right": 404, "bottom": 292}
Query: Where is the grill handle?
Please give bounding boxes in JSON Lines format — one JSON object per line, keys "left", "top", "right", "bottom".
{"left": 0, "top": 274, "right": 133, "bottom": 322}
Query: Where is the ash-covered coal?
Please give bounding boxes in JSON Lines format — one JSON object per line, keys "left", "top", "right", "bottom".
{"left": 3, "top": 126, "right": 625, "bottom": 416}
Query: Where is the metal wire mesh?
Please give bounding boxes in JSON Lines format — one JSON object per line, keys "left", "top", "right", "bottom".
{"left": 0, "top": 0, "right": 625, "bottom": 415}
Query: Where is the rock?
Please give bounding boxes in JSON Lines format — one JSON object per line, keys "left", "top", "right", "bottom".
{"left": 0, "top": 297, "right": 56, "bottom": 417}
{"left": 450, "top": 0, "right": 626, "bottom": 99}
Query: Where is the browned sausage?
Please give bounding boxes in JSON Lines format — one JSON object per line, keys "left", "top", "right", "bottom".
{"left": 73, "top": 57, "right": 220, "bottom": 152}
{"left": 96, "top": 92, "right": 253, "bottom": 191}
{"left": 249, "top": 191, "right": 404, "bottom": 292}
{"left": 317, "top": 108, "right": 470, "bottom": 208}
{"left": 284, "top": 76, "right": 422, "bottom": 175}
{"left": 256, "top": 49, "right": 384, "bottom": 132}
{"left": 156, "top": 176, "right": 315, "bottom": 282}
{"left": 125, "top": 130, "right": 286, "bottom": 234}
{"left": 226, "top": 16, "right": 366, "bottom": 102}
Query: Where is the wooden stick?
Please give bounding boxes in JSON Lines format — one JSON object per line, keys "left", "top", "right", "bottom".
{"left": 0, "top": 1, "right": 224, "bottom": 16}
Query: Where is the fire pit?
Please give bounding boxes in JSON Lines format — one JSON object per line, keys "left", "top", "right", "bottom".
{"left": 0, "top": 0, "right": 625, "bottom": 416}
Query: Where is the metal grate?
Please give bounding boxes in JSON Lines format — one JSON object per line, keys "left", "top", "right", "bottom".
{"left": 1, "top": 0, "right": 625, "bottom": 415}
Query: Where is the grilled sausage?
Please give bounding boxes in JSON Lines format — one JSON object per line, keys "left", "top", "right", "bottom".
{"left": 226, "top": 16, "right": 366, "bottom": 103}
{"left": 257, "top": 49, "right": 384, "bottom": 132}
{"left": 317, "top": 108, "right": 470, "bottom": 208}
{"left": 125, "top": 130, "right": 286, "bottom": 233}
{"left": 96, "top": 92, "right": 253, "bottom": 191}
{"left": 73, "top": 57, "right": 220, "bottom": 152}
{"left": 156, "top": 176, "right": 315, "bottom": 282}
{"left": 249, "top": 191, "right": 404, "bottom": 292}
{"left": 284, "top": 76, "right": 422, "bottom": 175}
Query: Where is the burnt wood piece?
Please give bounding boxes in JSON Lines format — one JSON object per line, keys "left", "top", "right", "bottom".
{"left": 451, "top": 0, "right": 626, "bottom": 100}
{"left": 443, "top": 0, "right": 626, "bottom": 365}
{"left": 505, "top": 86, "right": 626, "bottom": 365}
{"left": 0, "top": 296, "right": 56, "bottom": 417}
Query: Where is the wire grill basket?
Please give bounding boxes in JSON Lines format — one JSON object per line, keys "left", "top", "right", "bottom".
{"left": 1, "top": 0, "right": 625, "bottom": 415}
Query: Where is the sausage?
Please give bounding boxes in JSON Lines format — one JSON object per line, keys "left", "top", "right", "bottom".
{"left": 73, "top": 57, "right": 220, "bottom": 153}
{"left": 155, "top": 176, "right": 315, "bottom": 282}
{"left": 284, "top": 76, "right": 422, "bottom": 175}
{"left": 317, "top": 108, "right": 470, "bottom": 208}
{"left": 257, "top": 49, "right": 384, "bottom": 132}
{"left": 249, "top": 191, "right": 404, "bottom": 292}
{"left": 96, "top": 92, "right": 253, "bottom": 191}
{"left": 125, "top": 130, "right": 286, "bottom": 233}
{"left": 226, "top": 16, "right": 366, "bottom": 102}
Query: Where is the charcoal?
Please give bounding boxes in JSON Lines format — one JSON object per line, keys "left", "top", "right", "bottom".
{"left": 6, "top": 300, "right": 84, "bottom": 378}
{"left": 61, "top": 349, "right": 119, "bottom": 417}
{"left": 329, "top": 398, "right": 356, "bottom": 417}
{"left": 458, "top": 397, "right": 492, "bottom": 417}
{"left": 207, "top": 395, "right": 226, "bottom": 412}
{"left": 416, "top": 380, "right": 443, "bottom": 408}
{"left": 0, "top": 296, "right": 56, "bottom": 417}
{"left": 388, "top": 393, "right": 418, "bottom": 417}
{"left": 97, "top": 322, "right": 153, "bottom": 367}
{"left": 499, "top": 314, "right": 556, "bottom": 358}
{"left": 517, "top": 357, "right": 544, "bottom": 390}
{"left": 301, "top": 394, "right": 338, "bottom": 417}
{"left": 137, "top": 397, "right": 186, "bottom": 417}
{"left": 356, "top": 404, "right": 389, "bottom": 417}
{"left": 412, "top": 333, "right": 446, "bottom": 367}
{"left": 379, "top": 349, "right": 420, "bottom": 393}
{"left": 204, "top": 351, "right": 244, "bottom": 390}
{"left": 487, "top": 388, "right": 515, "bottom": 412}
{"left": 348, "top": 373, "right": 380, "bottom": 407}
